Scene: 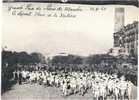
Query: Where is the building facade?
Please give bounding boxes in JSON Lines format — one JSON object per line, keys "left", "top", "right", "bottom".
{"left": 113, "top": 21, "right": 138, "bottom": 57}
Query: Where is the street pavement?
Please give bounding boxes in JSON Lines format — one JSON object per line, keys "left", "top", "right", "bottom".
{"left": 1, "top": 83, "right": 137, "bottom": 100}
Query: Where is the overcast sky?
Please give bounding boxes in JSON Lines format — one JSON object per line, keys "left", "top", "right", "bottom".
{"left": 2, "top": 3, "right": 139, "bottom": 56}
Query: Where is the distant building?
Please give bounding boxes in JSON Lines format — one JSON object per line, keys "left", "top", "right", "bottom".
{"left": 114, "top": 8, "right": 125, "bottom": 33}
{"left": 47, "top": 52, "right": 69, "bottom": 60}
{"left": 109, "top": 7, "right": 138, "bottom": 57}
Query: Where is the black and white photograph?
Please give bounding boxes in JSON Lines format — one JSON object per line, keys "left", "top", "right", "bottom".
{"left": 1, "top": 0, "right": 139, "bottom": 100}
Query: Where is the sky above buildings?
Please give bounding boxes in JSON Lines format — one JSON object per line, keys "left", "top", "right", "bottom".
{"left": 2, "top": 4, "right": 139, "bottom": 56}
